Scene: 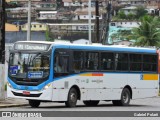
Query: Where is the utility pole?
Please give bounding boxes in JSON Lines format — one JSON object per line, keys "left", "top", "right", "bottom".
{"left": 0, "top": 0, "right": 5, "bottom": 63}
{"left": 27, "top": 0, "right": 31, "bottom": 41}
{"left": 95, "top": 0, "right": 99, "bottom": 43}
{"left": 88, "top": 0, "right": 92, "bottom": 44}
{"left": 0, "top": 0, "right": 5, "bottom": 100}
{"left": 105, "top": 0, "right": 112, "bottom": 45}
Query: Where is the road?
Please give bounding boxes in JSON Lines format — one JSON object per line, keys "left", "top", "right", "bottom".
{"left": 0, "top": 97, "right": 160, "bottom": 119}
{"left": 1, "top": 97, "right": 160, "bottom": 111}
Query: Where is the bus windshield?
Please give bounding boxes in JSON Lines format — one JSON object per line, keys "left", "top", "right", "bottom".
{"left": 9, "top": 52, "right": 50, "bottom": 79}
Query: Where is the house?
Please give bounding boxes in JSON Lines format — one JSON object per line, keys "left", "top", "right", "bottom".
{"left": 63, "top": 0, "right": 105, "bottom": 7}
{"left": 113, "top": 40, "right": 133, "bottom": 46}
{"left": 21, "top": 22, "right": 47, "bottom": 31}
{"left": 37, "top": 11, "right": 58, "bottom": 20}
{"left": 120, "top": 6, "right": 137, "bottom": 15}
{"left": 116, "top": 0, "right": 146, "bottom": 6}
{"left": 5, "top": 23, "right": 19, "bottom": 32}
{"left": 73, "top": 7, "right": 103, "bottom": 20}
{"left": 6, "top": 7, "right": 36, "bottom": 20}
{"left": 110, "top": 21, "right": 140, "bottom": 28}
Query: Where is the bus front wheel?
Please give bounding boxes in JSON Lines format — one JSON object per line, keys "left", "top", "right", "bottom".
{"left": 83, "top": 100, "right": 99, "bottom": 106}
{"left": 65, "top": 88, "right": 78, "bottom": 107}
{"left": 112, "top": 88, "right": 131, "bottom": 106}
{"left": 28, "top": 100, "right": 41, "bottom": 108}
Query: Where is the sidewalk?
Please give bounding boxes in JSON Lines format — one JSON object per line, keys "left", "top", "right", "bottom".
{"left": 0, "top": 92, "right": 28, "bottom": 108}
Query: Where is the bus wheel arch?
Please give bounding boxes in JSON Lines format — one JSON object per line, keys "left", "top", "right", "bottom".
{"left": 65, "top": 85, "right": 81, "bottom": 107}
{"left": 112, "top": 85, "right": 132, "bottom": 106}
{"left": 70, "top": 85, "right": 81, "bottom": 100}
{"left": 124, "top": 85, "right": 132, "bottom": 99}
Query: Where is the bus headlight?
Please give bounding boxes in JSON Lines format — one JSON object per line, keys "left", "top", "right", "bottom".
{"left": 43, "top": 83, "right": 51, "bottom": 90}
{"left": 7, "top": 82, "right": 12, "bottom": 88}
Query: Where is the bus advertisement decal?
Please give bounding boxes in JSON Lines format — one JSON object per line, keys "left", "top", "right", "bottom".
{"left": 80, "top": 73, "right": 103, "bottom": 77}
{"left": 140, "top": 74, "right": 158, "bottom": 80}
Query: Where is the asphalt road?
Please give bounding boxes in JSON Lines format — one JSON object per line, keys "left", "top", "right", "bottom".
{"left": 0, "top": 97, "right": 160, "bottom": 119}
{"left": 0, "top": 97, "right": 160, "bottom": 111}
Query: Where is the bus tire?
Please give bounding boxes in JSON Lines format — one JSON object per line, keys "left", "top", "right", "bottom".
{"left": 65, "top": 88, "right": 78, "bottom": 107}
{"left": 83, "top": 100, "right": 99, "bottom": 106}
{"left": 112, "top": 88, "right": 131, "bottom": 106}
{"left": 28, "top": 100, "right": 41, "bottom": 108}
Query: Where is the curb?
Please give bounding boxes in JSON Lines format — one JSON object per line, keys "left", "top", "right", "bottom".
{"left": 0, "top": 104, "right": 29, "bottom": 108}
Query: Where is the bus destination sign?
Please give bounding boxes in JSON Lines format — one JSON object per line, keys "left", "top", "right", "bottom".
{"left": 14, "top": 43, "right": 50, "bottom": 51}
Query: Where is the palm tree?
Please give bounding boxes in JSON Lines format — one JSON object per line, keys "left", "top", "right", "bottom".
{"left": 132, "top": 15, "right": 160, "bottom": 47}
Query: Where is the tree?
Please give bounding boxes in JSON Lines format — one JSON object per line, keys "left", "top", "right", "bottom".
{"left": 118, "top": 11, "right": 126, "bottom": 19}
{"left": 135, "top": 6, "right": 148, "bottom": 19}
{"left": 132, "top": 15, "right": 160, "bottom": 47}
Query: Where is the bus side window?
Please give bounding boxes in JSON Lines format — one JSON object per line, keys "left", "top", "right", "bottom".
{"left": 73, "top": 51, "right": 84, "bottom": 73}
{"left": 115, "top": 53, "right": 128, "bottom": 71}
{"left": 129, "top": 54, "right": 142, "bottom": 71}
{"left": 101, "top": 52, "right": 114, "bottom": 70}
{"left": 143, "top": 54, "right": 157, "bottom": 72}
{"left": 85, "top": 52, "right": 99, "bottom": 70}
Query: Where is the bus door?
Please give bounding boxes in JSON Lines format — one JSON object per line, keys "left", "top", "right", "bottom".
{"left": 53, "top": 49, "right": 71, "bottom": 81}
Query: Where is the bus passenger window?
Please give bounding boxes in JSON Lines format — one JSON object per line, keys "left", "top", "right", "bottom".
{"left": 54, "top": 55, "right": 69, "bottom": 73}
{"left": 85, "top": 52, "right": 99, "bottom": 70}
{"left": 115, "top": 53, "right": 128, "bottom": 71}
{"left": 54, "top": 56, "right": 62, "bottom": 72}
{"left": 101, "top": 52, "right": 114, "bottom": 70}
{"left": 143, "top": 55, "right": 157, "bottom": 72}
{"left": 73, "top": 51, "right": 84, "bottom": 73}
{"left": 129, "top": 54, "right": 142, "bottom": 71}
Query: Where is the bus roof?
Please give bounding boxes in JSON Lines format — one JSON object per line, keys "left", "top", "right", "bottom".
{"left": 15, "top": 41, "right": 157, "bottom": 54}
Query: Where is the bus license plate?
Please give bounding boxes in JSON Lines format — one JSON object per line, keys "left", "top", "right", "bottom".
{"left": 23, "top": 91, "right": 30, "bottom": 95}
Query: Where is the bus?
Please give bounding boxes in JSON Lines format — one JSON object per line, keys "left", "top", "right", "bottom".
{"left": 7, "top": 41, "right": 159, "bottom": 107}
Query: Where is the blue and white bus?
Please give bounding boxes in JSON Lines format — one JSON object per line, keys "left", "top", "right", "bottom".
{"left": 7, "top": 41, "right": 159, "bottom": 107}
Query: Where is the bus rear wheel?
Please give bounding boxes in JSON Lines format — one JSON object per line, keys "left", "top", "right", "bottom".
{"left": 28, "top": 100, "right": 41, "bottom": 108}
{"left": 112, "top": 88, "right": 131, "bottom": 106}
{"left": 65, "top": 88, "right": 78, "bottom": 107}
{"left": 83, "top": 100, "right": 99, "bottom": 106}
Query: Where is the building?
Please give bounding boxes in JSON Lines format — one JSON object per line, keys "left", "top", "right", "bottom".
{"left": 73, "top": 7, "right": 103, "bottom": 20}
{"left": 37, "top": 11, "right": 57, "bottom": 20}
{"left": 21, "top": 22, "right": 47, "bottom": 31}
{"left": 5, "top": 23, "right": 20, "bottom": 31}
{"left": 110, "top": 21, "right": 140, "bottom": 28}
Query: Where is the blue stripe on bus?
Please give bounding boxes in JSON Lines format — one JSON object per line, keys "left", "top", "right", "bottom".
{"left": 8, "top": 77, "right": 52, "bottom": 91}
{"left": 53, "top": 44, "right": 156, "bottom": 53}
{"left": 8, "top": 71, "right": 158, "bottom": 91}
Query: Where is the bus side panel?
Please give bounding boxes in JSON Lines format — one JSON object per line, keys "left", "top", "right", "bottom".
{"left": 128, "top": 74, "right": 159, "bottom": 99}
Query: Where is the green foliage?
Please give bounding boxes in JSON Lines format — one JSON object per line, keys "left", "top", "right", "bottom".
{"left": 118, "top": 11, "right": 126, "bottom": 19}
{"left": 116, "top": 6, "right": 147, "bottom": 20}
{"left": 132, "top": 15, "right": 160, "bottom": 47}
{"left": 135, "top": 6, "right": 148, "bottom": 19}
{"left": 45, "top": 26, "right": 52, "bottom": 41}
{"left": 5, "top": 83, "right": 7, "bottom": 91}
